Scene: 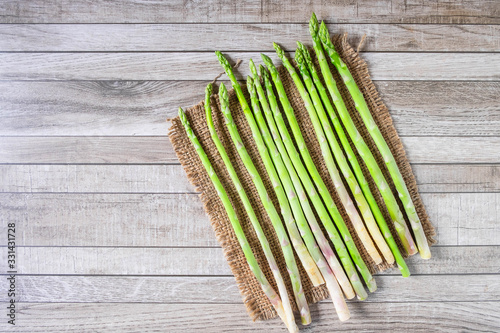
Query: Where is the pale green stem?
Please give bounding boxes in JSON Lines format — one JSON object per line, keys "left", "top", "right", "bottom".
{"left": 178, "top": 107, "right": 297, "bottom": 332}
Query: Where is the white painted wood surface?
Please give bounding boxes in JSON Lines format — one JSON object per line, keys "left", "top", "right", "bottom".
{"left": 1, "top": 1, "right": 499, "bottom": 332}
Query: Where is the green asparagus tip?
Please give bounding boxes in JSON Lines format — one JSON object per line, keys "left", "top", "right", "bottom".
{"left": 309, "top": 12, "right": 319, "bottom": 35}
{"left": 215, "top": 51, "right": 231, "bottom": 72}
{"left": 248, "top": 59, "right": 258, "bottom": 77}
{"left": 178, "top": 107, "right": 188, "bottom": 125}
{"left": 205, "top": 83, "right": 213, "bottom": 97}
{"left": 294, "top": 47, "right": 304, "bottom": 65}
{"left": 318, "top": 21, "right": 330, "bottom": 45}
{"left": 246, "top": 76, "right": 255, "bottom": 95}
{"left": 259, "top": 64, "right": 269, "bottom": 80}
{"left": 260, "top": 53, "right": 274, "bottom": 69}
{"left": 219, "top": 83, "right": 229, "bottom": 111}
{"left": 297, "top": 41, "right": 313, "bottom": 67}
{"left": 273, "top": 42, "right": 285, "bottom": 59}
{"left": 219, "top": 81, "right": 227, "bottom": 97}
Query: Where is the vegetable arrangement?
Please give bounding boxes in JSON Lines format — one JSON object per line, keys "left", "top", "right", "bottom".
{"left": 178, "top": 13, "right": 431, "bottom": 331}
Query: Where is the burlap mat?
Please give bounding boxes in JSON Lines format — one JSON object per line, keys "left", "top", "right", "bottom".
{"left": 168, "top": 34, "right": 436, "bottom": 321}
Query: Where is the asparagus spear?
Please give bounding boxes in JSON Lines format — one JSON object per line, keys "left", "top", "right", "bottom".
{"left": 317, "top": 21, "right": 430, "bottom": 259}
{"left": 250, "top": 60, "right": 357, "bottom": 300}
{"left": 290, "top": 45, "right": 384, "bottom": 265}
{"left": 298, "top": 37, "right": 410, "bottom": 277}
{"left": 261, "top": 53, "right": 377, "bottom": 293}
{"left": 220, "top": 78, "right": 326, "bottom": 290}
{"left": 248, "top": 75, "right": 350, "bottom": 321}
{"left": 178, "top": 107, "right": 298, "bottom": 333}
{"left": 215, "top": 59, "right": 324, "bottom": 288}
{"left": 260, "top": 65, "right": 368, "bottom": 300}
{"left": 259, "top": 65, "right": 367, "bottom": 300}
{"left": 294, "top": 45, "right": 393, "bottom": 265}
{"left": 316, "top": 16, "right": 424, "bottom": 255}
{"left": 273, "top": 43, "right": 383, "bottom": 269}
{"left": 204, "top": 83, "right": 298, "bottom": 327}
{"left": 216, "top": 76, "right": 312, "bottom": 324}
{"left": 309, "top": 14, "right": 417, "bottom": 258}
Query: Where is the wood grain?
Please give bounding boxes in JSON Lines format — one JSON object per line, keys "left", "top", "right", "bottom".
{"left": 2, "top": 0, "right": 499, "bottom": 24}
{"left": 0, "top": 165, "right": 197, "bottom": 193}
{"left": 1, "top": 246, "right": 497, "bottom": 276}
{"left": 1, "top": 52, "right": 499, "bottom": 81}
{"left": 2, "top": 275, "right": 499, "bottom": 303}
{"left": 0, "top": 137, "right": 175, "bottom": 164}
{"left": 8, "top": 302, "right": 500, "bottom": 332}
{"left": 1, "top": 193, "right": 499, "bottom": 246}
{"left": 1, "top": 81, "right": 498, "bottom": 136}
{"left": 0, "top": 193, "right": 215, "bottom": 247}
{"left": 1, "top": 136, "right": 499, "bottom": 164}
{"left": 1, "top": 164, "right": 500, "bottom": 194}
{"left": 2, "top": 24, "right": 500, "bottom": 52}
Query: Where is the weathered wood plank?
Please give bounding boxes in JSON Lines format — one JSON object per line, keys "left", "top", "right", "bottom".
{"left": 0, "top": 193, "right": 498, "bottom": 246}
{"left": 1, "top": 164, "right": 499, "bottom": 194}
{"left": 2, "top": 24, "right": 500, "bottom": 52}
{"left": 1, "top": 81, "right": 498, "bottom": 136}
{"left": 1, "top": 136, "right": 499, "bottom": 164}
{"left": 7, "top": 302, "right": 500, "bottom": 332}
{"left": 1, "top": 53, "right": 499, "bottom": 81}
{"left": 0, "top": 246, "right": 496, "bottom": 276}
{"left": 1, "top": 0, "right": 499, "bottom": 24}
{"left": 0, "top": 137, "right": 175, "bottom": 164}
{"left": 0, "top": 193, "right": 215, "bottom": 247}
{"left": 413, "top": 164, "right": 500, "bottom": 193}
{"left": 376, "top": 81, "right": 500, "bottom": 137}
{"left": 2, "top": 275, "right": 499, "bottom": 303}
{"left": 0, "top": 165, "right": 197, "bottom": 193}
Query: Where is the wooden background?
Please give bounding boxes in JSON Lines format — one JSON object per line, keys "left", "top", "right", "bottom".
{"left": 1, "top": 0, "right": 500, "bottom": 331}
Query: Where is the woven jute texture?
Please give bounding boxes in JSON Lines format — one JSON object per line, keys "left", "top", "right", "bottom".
{"left": 168, "top": 35, "right": 436, "bottom": 321}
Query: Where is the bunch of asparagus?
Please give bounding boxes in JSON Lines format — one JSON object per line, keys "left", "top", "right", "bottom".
{"left": 178, "top": 13, "right": 431, "bottom": 331}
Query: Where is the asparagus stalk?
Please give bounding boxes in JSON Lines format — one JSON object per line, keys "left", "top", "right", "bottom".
{"left": 259, "top": 65, "right": 368, "bottom": 301}
{"left": 273, "top": 43, "right": 383, "bottom": 273}
{"left": 214, "top": 58, "right": 324, "bottom": 288}
{"left": 216, "top": 73, "right": 312, "bottom": 324}
{"left": 178, "top": 107, "right": 298, "bottom": 333}
{"left": 261, "top": 53, "right": 377, "bottom": 293}
{"left": 250, "top": 60, "right": 357, "bottom": 300}
{"left": 298, "top": 37, "right": 410, "bottom": 277}
{"left": 309, "top": 14, "right": 417, "bottom": 258}
{"left": 317, "top": 21, "right": 430, "bottom": 259}
{"left": 259, "top": 65, "right": 367, "bottom": 300}
{"left": 290, "top": 45, "right": 384, "bottom": 265}
{"left": 222, "top": 78, "right": 325, "bottom": 289}
{"left": 248, "top": 75, "right": 350, "bottom": 321}
{"left": 204, "top": 83, "right": 298, "bottom": 327}
{"left": 294, "top": 45, "right": 393, "bottom": 265}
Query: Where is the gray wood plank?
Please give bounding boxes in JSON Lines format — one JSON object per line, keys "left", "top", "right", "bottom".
{"left": 1, "top": 193, "right": 498, "bottom": 246}
{"left": 1, "top": 164, "right": 499, "bottom": 194}
{"left": 2, "top": 275, "right": 499, "bottom": 303}
{"left": 0, "top": 193, "right": 215, "bottom": 247}
{"left": 2, "top": 24, "right": 500, "bottom": 52}
{"left": 0, "top": 165, "right": 197, "bottom": 193}
{"left": 0, "top": 246, "right": 496, "bottom": 276}
{"left": 0, "top": 137, "right": 175, "bottom": 164}
{"left": 377, "top": 81, "right": 500, "bottom": 137}
{"left": 0, "top": 53, "right": 499, "bottom": 81}
{"left": 413, "top": 164, "right": 500, "bottom": 193}
{"left": 1, "top": 136, "right": 499, "bottom": 164}
{"left": 1, "top": 0, "right": 499, "bottom": 24}
{"left": 1, "top": 81, "right": 498, "bottom": 136}
{"left": 7, "top": 302, "right": 500, "bottom": 332}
